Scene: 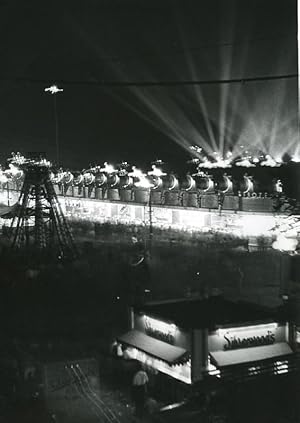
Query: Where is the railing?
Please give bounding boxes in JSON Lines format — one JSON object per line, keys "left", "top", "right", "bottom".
{"left": 203, "top": 352, "right": 300, "bottom": 386}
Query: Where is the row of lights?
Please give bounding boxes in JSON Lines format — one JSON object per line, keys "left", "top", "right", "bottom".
{"left": 0, "top": 154, "right": 285, "bottom": 195}
{"left": 0, "top": 164, "right": 283, "bottom": 196}
{"left": 49, "top": 167, "right": 283, "bottom": 196}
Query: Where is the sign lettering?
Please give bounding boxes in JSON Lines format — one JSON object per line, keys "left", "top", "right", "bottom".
{"left": 223, "top": 330, "right": 275, "bottom": 350}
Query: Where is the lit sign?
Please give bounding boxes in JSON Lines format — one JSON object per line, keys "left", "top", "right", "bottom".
{"left": 144, "top": 315, "right": 176, "bottom": 344}
{"left": 219, "top": 323, "right": 277, "bottom": 351}
{"left": 223, "top": 331, "right": 275, "bottom": 350}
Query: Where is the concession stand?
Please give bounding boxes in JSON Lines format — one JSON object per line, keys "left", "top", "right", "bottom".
{"left": 117, "top": 296, "right": 296, "bottom": 387}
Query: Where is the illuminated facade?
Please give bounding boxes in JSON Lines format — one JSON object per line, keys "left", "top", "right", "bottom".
{"left": 117, "top": 297, "right": 296, "bottom": 386}
{"left": 0, "top": 184, "right": 289, "bottom": 239}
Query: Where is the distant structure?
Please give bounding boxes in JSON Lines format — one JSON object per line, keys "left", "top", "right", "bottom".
{"left": 8, "top": 153, "right": 77, "bottom": 260}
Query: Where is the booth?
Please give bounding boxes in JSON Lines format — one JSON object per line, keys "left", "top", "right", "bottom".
{"left": 117, "top": 296, "right": 296, "bottom": 386}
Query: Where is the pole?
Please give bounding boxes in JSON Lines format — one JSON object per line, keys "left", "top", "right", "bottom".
{"left": 298, "top": 0, "right": 300, "bottom": 135}
{"left": 148, "top": 188, "right": 153, "bottom": 258}
{"left": 7, "top": 181, "right": 10, "bottom": 206}
{"left": 53, "top": 94, "right": 59, "bottom": 166}
{"left": 45, "top": 85, "right": 63, "bottom": 166}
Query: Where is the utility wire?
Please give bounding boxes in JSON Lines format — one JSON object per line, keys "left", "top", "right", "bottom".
{"left": 4, "top": 73, "right": 298, "bottom": 88}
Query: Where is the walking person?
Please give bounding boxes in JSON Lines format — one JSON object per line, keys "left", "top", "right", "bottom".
{"left": 132, "top": 363, "right": 149, "bottom": 418}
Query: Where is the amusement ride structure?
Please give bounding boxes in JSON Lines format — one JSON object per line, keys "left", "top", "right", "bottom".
{"left": 7, "top": 153, "right": 77, "bottom": 260}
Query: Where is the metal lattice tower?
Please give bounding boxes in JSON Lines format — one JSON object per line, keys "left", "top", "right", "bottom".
{"left": 9, "top": 155, "right": 77, "bottom": 259}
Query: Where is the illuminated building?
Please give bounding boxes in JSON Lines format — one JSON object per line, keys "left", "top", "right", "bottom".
{"left": 117, "top": 296, "right": 297, "bottom": 391}
{"left": 1, "top": 159, "right": 300, "bottom": 243}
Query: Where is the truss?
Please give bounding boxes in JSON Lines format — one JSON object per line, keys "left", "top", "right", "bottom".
{"left": 9, "top": 158, "right": 77, "bottom": 259}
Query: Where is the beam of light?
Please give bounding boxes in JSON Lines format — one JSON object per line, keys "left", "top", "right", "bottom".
{"left": 63, "top": 9, "right": 300, "bottom": 165}
{"left": 218, "top": 3, "right": 237, "bottom": 158}
{"left": 176, "top": 17, "right": 219, "bottom": 154}
{"left": 66, "top": 16, "right": 218, "bottom": 157}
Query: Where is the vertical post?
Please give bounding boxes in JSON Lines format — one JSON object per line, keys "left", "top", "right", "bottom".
{"left": 53, "top": 94, "right": 59, "bottom": 166}
{"left": 148, "top": 188, "right": 153, "bottom": 257}
{"left": 6, "top": 181, "right": 10, "bottom": 206}
{"left": 45, "top": 85, "right": 63, "bottom": 166}
{"left": 298, "top": 0, "right": 300, "bottom": 127}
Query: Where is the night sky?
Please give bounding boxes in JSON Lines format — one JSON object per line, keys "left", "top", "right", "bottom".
{"left": 0, "top": 0, "right": 297, "bottom": 170}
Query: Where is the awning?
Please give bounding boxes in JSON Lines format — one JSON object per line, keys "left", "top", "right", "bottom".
{"left": 210, "top": 342, "right": 293, "bottom": 367}
{"left": 0, "top": 203, "right": 19, "bottom": 218}
{"left": 117, "top": 330, "right": 188, "bottom": 365}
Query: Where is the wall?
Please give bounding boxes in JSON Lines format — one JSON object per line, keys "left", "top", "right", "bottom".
{"left": 0, "top": 187, "right": 285, "bottom": 237}
{"left": 208, "top": 322, "right": 288, "bottom": 353}
{"left": 134, "top": 313, "right": 191, "bottom": 350}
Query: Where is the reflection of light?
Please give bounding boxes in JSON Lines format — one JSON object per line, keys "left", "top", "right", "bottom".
{"left": 185, "top": 175, "right": 196, "bottom": 191}
{"left": 219, "top": 175, "right": 233, "bottom": 194}
{"left": 208, "top": 356, "right": 221, "bottom": 378}
{"left": 218, "top": 322, "right": 277, "bottom": 337}
{"left": 241, "top": 175, "right": 254, "bottom": 194}
{"left": 168, "top": 175, "right": 178, "bottom": 190}
{"left": 83, "top": 172, "right": 95, "bottom": 185}
{"left": 95, "top": 173, "right": 107, "bottom": 187}
{"left": 108, "top": 174, "right": 120, "bottom": 187}
{"left": 62, "top": 171, "right": 74, "bottom": 184}
{"left": 194, "top": 173, "right": 214, "bottom": 192}
{"left": 73, "top": 174, "right": 84, "bottom": 185}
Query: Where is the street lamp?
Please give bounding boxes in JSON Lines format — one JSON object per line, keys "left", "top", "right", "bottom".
{"left": 45, "top": 85, "right": 64, "bottom": 165}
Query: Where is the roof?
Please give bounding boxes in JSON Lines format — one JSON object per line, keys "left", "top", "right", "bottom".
{"left": 138, "top": 296, "right": 276, "bottom": 330}
{"left": 0, "top": 203, "right": 18, "bottom": 218}
{"left": 117, "top": 329, "right": 188, "bottom": 365}
{"left": 210, "top": 342, "right": 293, "bottom": 367}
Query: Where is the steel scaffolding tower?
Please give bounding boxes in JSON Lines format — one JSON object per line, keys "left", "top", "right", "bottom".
{"left": 9, "top": 155, "right": 77, "bottom": 259}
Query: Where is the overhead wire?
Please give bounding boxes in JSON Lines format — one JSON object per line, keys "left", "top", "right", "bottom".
{"left": 2, "top": 73, "right": 296, "bottom": 88}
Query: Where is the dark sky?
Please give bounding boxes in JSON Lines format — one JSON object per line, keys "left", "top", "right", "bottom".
{"left": 0, "top": 0, "right": 297, "bottom": 170}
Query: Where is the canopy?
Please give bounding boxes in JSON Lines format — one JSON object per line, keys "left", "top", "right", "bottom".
{"left": 117, "top": 330, "right": 188, "bottom": 365}
{"left": 0, "top": 203, "right": 19, "bottom": 218}
{"left": 210, "top": 342, "right": 293, "bottom": 367}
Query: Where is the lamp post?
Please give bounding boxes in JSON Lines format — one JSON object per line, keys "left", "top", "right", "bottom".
{"left": 45, "top": 85, "right": 64, "bottom": 166}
